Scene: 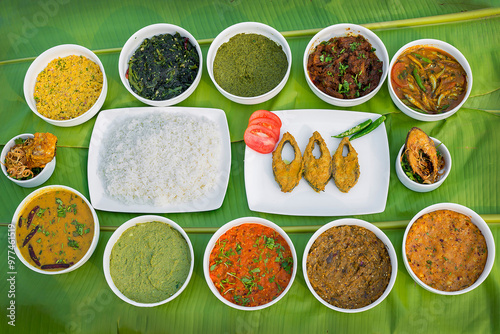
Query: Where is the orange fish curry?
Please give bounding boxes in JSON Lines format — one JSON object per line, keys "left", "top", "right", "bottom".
{"left": 16, "top": 188, "right": 95, "bottom": 271}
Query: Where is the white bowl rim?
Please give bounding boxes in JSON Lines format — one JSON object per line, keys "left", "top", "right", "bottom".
{"left": 203, "top": 216, "right": 297, "bottom": 311}
{"left": 103, "top": 215, "right": 195, "bottom": 307}
{"left": 303, "top": 23, "right": 389, "bottom": 105}
{"left": 1, "top": 133, "right": 56, "bottom": 187}
{"left": 12, "top": 185, "right": 100, "bottom": 274}
{"left": 402, "top": 203, "right": 495, "bottom": 295}
{"left": 302, "top": 218, "right": 397, "bottom": 313}
{"left": 206, "top": 21, "right": 292, "bottom": 102}
{"left": 23, "top": 44, "right": 107, "bottom": 126}
{"left": 387, "top": 38, "right": 473, "bottom": 121}
{"left": 396, "top": 136, "right": 452, "bottom": 191}
{"left": 118, "top": 23, "right": 203, "bottom": 106}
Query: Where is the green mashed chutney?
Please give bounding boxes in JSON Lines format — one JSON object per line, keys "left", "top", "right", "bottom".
{"left": 110, "top": 221, "right": 191, "bottom": 303}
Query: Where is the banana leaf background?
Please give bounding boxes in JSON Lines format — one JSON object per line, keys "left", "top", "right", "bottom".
{"left": 0, "top": 0, "right": 499, "bottom": 333}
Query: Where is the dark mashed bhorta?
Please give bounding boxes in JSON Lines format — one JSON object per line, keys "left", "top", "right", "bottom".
{"left": 307, "top": 35, "right": 383, "bottom": 99}
{"left": 306, "top": 225, "right": 391, "bottom": 309}
{"left": 127, "top": 32, "right": 199, "bottom": 101}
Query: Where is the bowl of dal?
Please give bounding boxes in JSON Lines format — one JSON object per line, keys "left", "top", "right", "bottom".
{"left": 207, "top": 22, "right": 292, "bottom": 105}
{"left": 118, "top": 23, "right": 202, "bottom": 107}
{"left": 103, "top": 215, "right": 194, "bottom": 307}
{"left": 203, "top": 217, "right": 297, "bottom": 311}
{"left": 303, "top": 218, "right": 397, "bottom": 313}
{"left": 24, "top": 44, "right": 108, "bottom": 127}
{"left": 402, "top": 203, "right": 495, "bottom": 295}
{"left": 12, "top": 185, "right": 100, "bottom": 275}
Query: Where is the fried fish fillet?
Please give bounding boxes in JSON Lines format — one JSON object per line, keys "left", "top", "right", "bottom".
{"left": 332, "top": 137, "right": 360, "bottom": 193}
{"left": 272, "top": 132, "right": 303, "bottom": 193}
{"left": 303, "top": 131, "right": 332, "bottom": 192}
{"left": 404, "top": 127, "right": 439, "bottom": 184}
{"left": 25, "top": 132, "right": 58, "bottom": 168}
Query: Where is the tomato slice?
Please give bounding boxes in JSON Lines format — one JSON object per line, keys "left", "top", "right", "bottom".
{"left": 391, "top": 62, "right": 409, "bottom": 88}
{"left": 249, "top": 117, "right": 280, "bottom": 139}
{"left": 244, "top": 124, "right": 278, "bottom": 154}
{"left": 248, "top": 110, "right": 282, "bottom": 128}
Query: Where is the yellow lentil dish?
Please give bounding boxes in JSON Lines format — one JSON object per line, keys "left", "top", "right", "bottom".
{"left": 406, "top": 210, "right": 487, "bottom": 292}
{"left": 16, "top": 188, "right": 95, "bottom": 271}
{"left": 34, "top": 55, "right": 103, "bottom": 120}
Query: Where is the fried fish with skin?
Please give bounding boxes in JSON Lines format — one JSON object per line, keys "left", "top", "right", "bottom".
{"left": 272, "top": 132, "right": 303, "bottom": 192}
{"left": 332, "top": 137, "right": 360, "bottom": 193}
{"left": 403, "top": 127, "right": 438, "bottom": 184}
{"left": 24, "top": 132, "right": 58, "bottom": 168}
{"left": 303, "top": 131, "right": 332, "bottom": 192}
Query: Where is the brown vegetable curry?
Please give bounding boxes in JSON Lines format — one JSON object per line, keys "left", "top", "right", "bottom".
{"left": 391, "top": 46, "right": 467, "bottom": 114}
{"left": 307, "top": 35, "right": 383, "bottom": 99}
{"left": 16, "top": 188, "right": 95, "bottom": 271}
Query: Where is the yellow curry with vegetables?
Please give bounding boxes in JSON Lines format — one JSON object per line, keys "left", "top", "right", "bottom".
{"left": 391, "top": 46, "right": 467, "bottom": 114}
{"left": 16, "top": 188, "right": 95, "bottom": 271}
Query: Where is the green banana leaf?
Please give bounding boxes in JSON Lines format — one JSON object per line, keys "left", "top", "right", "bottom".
{"left": 1, "top": 1, "right": 499, "bottom": 333}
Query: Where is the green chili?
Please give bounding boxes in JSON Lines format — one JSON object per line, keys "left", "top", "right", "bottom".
{"left": 332, "top": 119, "right": 372, "bottom": 138}
{"left": 350, "top": 115, "right": 386, "bottom": 140}
{"left": 413, "top": 68, "right": 426, "bottom": 91}
{"left": 412, "top": 53, "right": 431, "bottom": 63}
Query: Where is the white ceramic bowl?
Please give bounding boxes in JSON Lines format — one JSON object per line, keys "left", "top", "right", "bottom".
{"left": 388, "top": 39, "right": 473, "bottom": 121}
{"left": 12, "top": 185, "right": 99, "bottom": 274}
{"left": 396, "top": 136, "right": 452, "bottom": 192}
{"left": 203, "top": 217, "right": 297, "bottom": 311}
{"left": 103, "top": 215, "right": 194, "bottom": 307}
{"left": 1, "top": 133, "right": 56, "bottom": 188}
{"left": 303, "top": 23, "right": 389, "bottom": 107}
{"left": 118, "top": 23, "right": 202, "bottom": 107}
{"left": 24, "top": 44, "right": 108, "bottom": 127}
{"left": 303, "top": 218, "right": 397, "bottom": 313}
{"left": 402, "top": 203, "right": 495, "bottom": 295}
{"left": 207, "top": 22, "right": 292, "bottom": 105}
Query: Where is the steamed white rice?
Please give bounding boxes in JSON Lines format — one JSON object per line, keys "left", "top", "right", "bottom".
{"left": 98, "top": 112, "right": 222, "bottom": 206}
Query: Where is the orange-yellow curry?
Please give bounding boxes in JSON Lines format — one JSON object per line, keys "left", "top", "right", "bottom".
{"left": 16, "top": 188, "right": 94, "bottom": 271}
{"left": 209, "top": 223, "right": 293, "bottom": 307}
{"left": 406, "top": 209, "right": 487, "bottom": 291}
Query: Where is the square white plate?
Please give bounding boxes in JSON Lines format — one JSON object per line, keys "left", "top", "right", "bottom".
{"left": 244, "top": 109, "right": 389, "bottom": 216}
{"left": 88, "top": 107, "right": 231, "bottom": 213}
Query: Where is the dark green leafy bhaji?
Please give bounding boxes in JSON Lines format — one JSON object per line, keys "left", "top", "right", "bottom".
{"left": 127, "top": 33, "right": 199, "bottom": 101}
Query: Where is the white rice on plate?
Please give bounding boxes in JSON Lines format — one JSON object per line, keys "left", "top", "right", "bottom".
{"left": 98, "top": 112, "right": 222, "bottom": 206}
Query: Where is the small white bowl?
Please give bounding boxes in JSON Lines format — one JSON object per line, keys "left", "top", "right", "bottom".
{"left": 118, "top": 23, "right": 202, "bottom": 107}
{"left": 24, "top": 44, "right": 108, "bottom": 127}
{"left": 1, "top": 133, "right": 56, "bottom": 188}
{"left": 103, "top": 215, "right": 194, "bottom": 307}
{"left": 402, "top": 203, "right": 495, "bottom": 295}
{"left": 396, "top": 136, "right": 452, "bottom": 192}
{"left": 303, "top": 218, "right": 397, "bottom": 313}
{"left": 207, "top": 22, "right": 292, "bottom": 105}
{"left": 12, "top": 185, "right": 99, "bottom": 274}
{"left": 203, "top": 217, "right": 297, "bottom": 311}
{"left": 388, "top": 39, "right": 473, "bottom": 121}
{"left": 303, "top": 23, "right": 389, "bottom": 107}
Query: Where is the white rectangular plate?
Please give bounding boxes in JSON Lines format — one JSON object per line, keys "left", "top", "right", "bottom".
{"left": 244, "top": 109, "right": 389, "bottom": 216}
{"left": 88, "top": 107, "right": 231, "bottom": 213}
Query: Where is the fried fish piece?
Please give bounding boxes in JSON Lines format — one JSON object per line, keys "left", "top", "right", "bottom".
{"left": 303, "top": 131, "right": 332, "bottom": 192}
{"left": 25, "top": 132, "right": 58, "bottom": 168}
{"left": 403, "top": 127, "right": 439, "bottom": 184}
{"left": 272, "top": 132, "right": 303, "bottom": 193}
{"left": 332, "top": 137, "right": 360, "bottom": 193}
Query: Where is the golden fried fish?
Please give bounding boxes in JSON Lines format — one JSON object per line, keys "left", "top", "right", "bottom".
{"left": 403, "top": 127, "right": 439, "bottom": 184}
{"left": 25, "top": 132, "right": 58, "bottom": 169}
{"left": 303, "top": 131, "right": 332, "bottom": 192}
{"left": 332, "top": 137, "right": 360, "bottom": 193}
{"left": 272, "top": 132, "right": 303, "bottom": 193}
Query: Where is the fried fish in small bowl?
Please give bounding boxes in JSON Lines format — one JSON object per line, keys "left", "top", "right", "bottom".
{"left": 1, "top": 133, "right": 57, "bottom": 188}
{"left": 396, "top": 127, "right": 451, "bottom": 192}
